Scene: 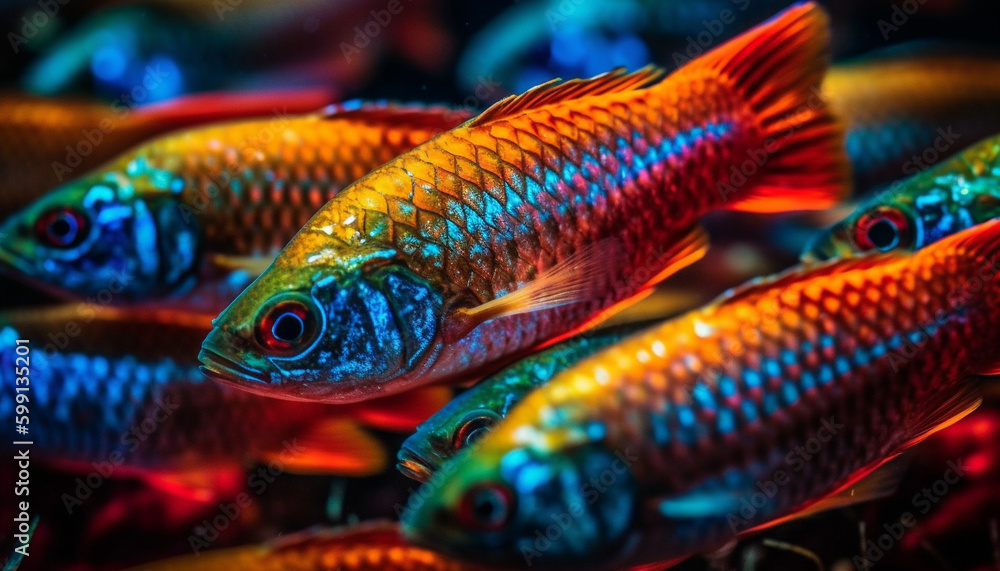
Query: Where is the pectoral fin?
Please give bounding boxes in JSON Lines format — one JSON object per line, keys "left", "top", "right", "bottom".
{"left": 445, "top": 239, "right": 621, "bottom": 340}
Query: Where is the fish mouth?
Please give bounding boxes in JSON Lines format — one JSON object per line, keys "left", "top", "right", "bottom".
{"left": 198, "top": 345, "right": 269, "bottom": 386}
{"left": 396, "top": 448, "right": 438, "bottom": 482}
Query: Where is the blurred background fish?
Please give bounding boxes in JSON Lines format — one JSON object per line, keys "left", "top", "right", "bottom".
{"left": 6, "top": 0, "right": 1000, "bottom": 569}
{"left": 0, "top": 102, "right": 470, "bottom": 310}
{"left": 0, "top": 88, "right": 336, "bottom": 216}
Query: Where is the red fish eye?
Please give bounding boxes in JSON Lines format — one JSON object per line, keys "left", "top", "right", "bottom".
{"left": 255, "top": 295, "right": 318, "bottom": 354}
{"left": 852, "top": 207, "right": 912, "bottom": 252}
{"left": 35, "top": 207, "right": 88, "bottom": 248}
{"left": 458, "top": 483, "right": 514, "bottom": 532}
{"left": 451, "top": 412, "right": 499, "bottom": 452}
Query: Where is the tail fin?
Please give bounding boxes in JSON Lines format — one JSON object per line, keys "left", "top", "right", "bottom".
{"left": 677, "top": 2, "right": 848, "bottom": 212}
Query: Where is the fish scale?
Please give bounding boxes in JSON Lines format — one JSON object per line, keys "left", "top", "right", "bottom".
{"left": 0, "top": 102, "right": 471, "bottom": 307}
{"left": 116, "top": 107, "right": 468, "bottom": 258}
{"left": 200, "top": 2, "right": 846, "bottom": 403}
{"left": 405, "top": 218, "right": 1000, "bottom": 568}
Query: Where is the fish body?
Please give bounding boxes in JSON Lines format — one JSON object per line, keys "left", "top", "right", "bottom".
{"left": 0, "top": 306, "right": 449, "bottom": 489}
{"left": 403, "top": 218, "right": 1000, "bottom": 569}
{"left": 127, "top": 521, "right": 498, "bottom": 571}
{"left": 822, "top": 49, "right": 1000, "bottom": 192}
{"left": 803, "top": 134, "right": 1000, "bottom": 262}
{"left": 0, "top": 102, "right": 470, "bottom": 309}
{"left": 200, "top": 3, "right": 846, "bottom": 403}
{"left": 398, "top": 323, "right": 651, "bottom": 482}
{"left": 0, "top": 89, "right": 335, "bottom": 216}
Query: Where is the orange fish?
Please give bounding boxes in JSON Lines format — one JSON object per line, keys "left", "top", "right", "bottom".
{"left": 0, "top": 88, "right": 335, "bottom": 216}
{"left": 0, "top": 100, "right": 471, "bottom": 310}
{"left": 200, "top": 2, "right": 847, "bottom": 404}
{"left": 404, "top": 217, "right": 1000, "bottom": 569}
{"left": 0, "top": 305, "right": 451, "bottom": 501}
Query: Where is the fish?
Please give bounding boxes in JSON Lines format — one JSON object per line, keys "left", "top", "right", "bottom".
{"left": 0, "top": 305, "right": 451, "bottom": 499}
{"left": 398, "top": 323, "right": 653, "bottom": 482}
{"left": 200, "top": 2, "right": 847, "bottom": 404}
{"left": 401, "top": 217, "right": 1000, "bottom": 569}
{"left": 0, "top": 101, "right": 471, "bottom": 310}
{"left": 821, "top": 48, "right": 1000, "bottom": 193}
{"left": 802, "top": 133, "right": 1000, "bottom": 262}
{"left": 0, "top": 88, "right": 336, "bottom": 216}
{"left": 126, "top": 520, "right": 499, "bottom": 571}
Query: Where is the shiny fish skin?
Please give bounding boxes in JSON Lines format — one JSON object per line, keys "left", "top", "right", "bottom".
{"left": 403, "top": 219, "right": 1000, "bottom": 569}
{"left": 0, "top": 306, "right": 455, "bottom": 479}
{"left": 0, "top": 101, "right": 470, "bottom": 307}
{"left": 200, "top": 3, "right": 847, "bottom": 403}
{"left": 398, "top": 323, "right": 652, "bottom": 482}
{"left": 803, "top": 134, "right": 1000, "bottom": 262}
{"left": 0, "top": 322, "right": 386, "bottom": 476}
{"left": 114, "top": 102, "right": 471, "bottom": 257}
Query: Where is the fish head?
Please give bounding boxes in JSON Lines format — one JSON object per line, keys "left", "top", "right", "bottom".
{"left": 801, "top": 169, "right": 1000, "bottom": 263}
{"left": 199, "top": 239, "right": 446, "bottom": 402}
{"left": 0, "top": 172, "right": 200, "bottom": 300}
{"left": 397, "top": 390, "right": 505, "bottom": 482}
{"left": 402, "top": 441, "right": 636, "bottom": 565}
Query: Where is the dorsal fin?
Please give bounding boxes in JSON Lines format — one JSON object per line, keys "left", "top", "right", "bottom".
{"left": 319, "top": 100, "right": 473, "bottom": 131}
{"left": 714, "top": 251, "right": 901, "bottom": 307}
{"left": 469, "top": 66, "right": 665, "bottom": 126}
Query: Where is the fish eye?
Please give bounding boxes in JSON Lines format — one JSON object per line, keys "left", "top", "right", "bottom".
{"left": 457, "top": 482, "right": 514, "bottom": 532}
{"left": 451, "top": 411, "right": 500, "bottom": 452}
{"left": 852, "top": 206, "right": 913, "bottom": 252}
{"left": 255, "top": 293, "right": 320, "bottom": 355}
{"left": 35, "top": 207, "right": 89, "bottom": 249}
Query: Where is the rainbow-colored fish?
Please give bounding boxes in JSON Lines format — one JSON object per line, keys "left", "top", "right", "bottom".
{"left": 804, "top": 133, "right": 1000, "bottom": 262}
{"left": 0, "top": 89, "right": 334, "bottom": 216}
{"left": 0, "top": 306, "right": 449, "bottom": 499}
{"left": 402, "top": 218, "right": 1000, "bottom": 569}
{"left": 0, "top": 101, "right": 470, "bottom": 310}
{"left": 398, "top": 324, "right": 650, "bottom": 482}
{"left": 200, "top": 2, "right": 847, "bottom": 404}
